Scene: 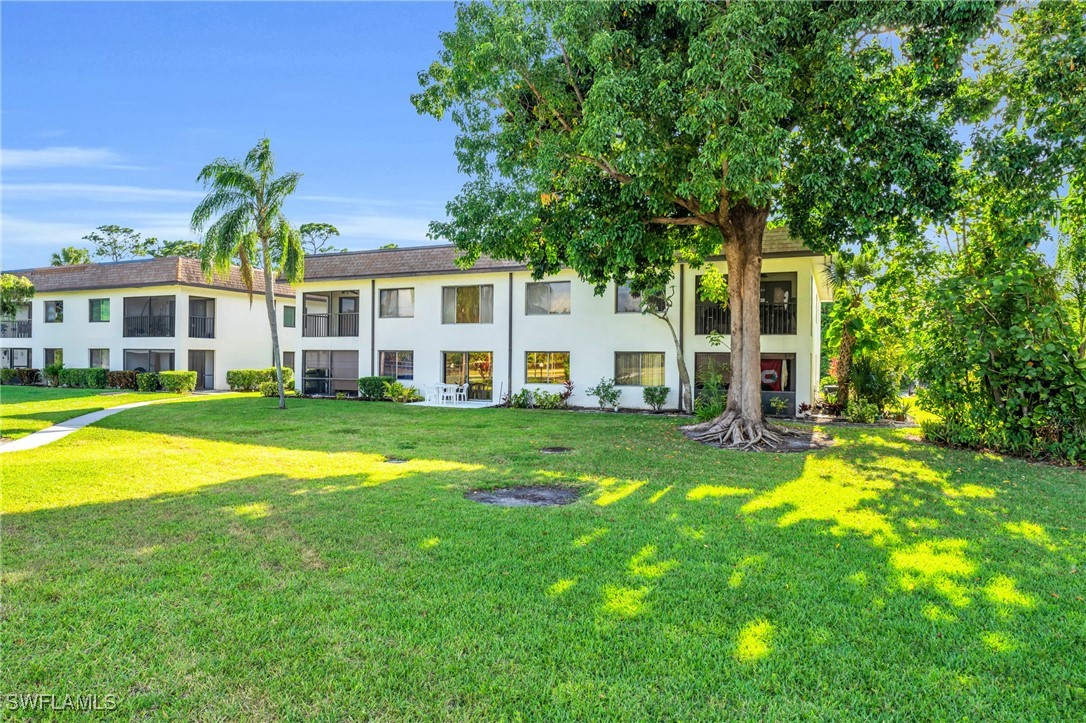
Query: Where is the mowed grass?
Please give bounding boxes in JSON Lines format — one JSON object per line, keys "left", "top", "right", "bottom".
{"left": 2, "top": 394, "right": 1084, "bottom": 720}
{"left": 0, "top": 386, "right": 178, "bottom": 440}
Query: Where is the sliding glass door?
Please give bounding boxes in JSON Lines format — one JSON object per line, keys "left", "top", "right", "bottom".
{"left": 443, "top": 352, "right": 493, "bottom": 400}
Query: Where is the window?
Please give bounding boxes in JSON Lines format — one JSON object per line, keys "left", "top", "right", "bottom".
{"left": 525, "top": 281, "right": 571, "bottom": 315}
{"left": 693, "top": 352, "right": 795, "bottom": 392}
{"left": 282, "top": 351, "right": 295, "bottom": 370}
{"left": 442, "top": 285, "right": 493, "bottom": 324}
{"left": 89, "top": 298, "right": 110, "bottom": 322}
{"left": 526, "top": 352, "right": 570, "bottom": 383}
{"left": 283, "top": 305, "right": 296, "bottom": 328}
{"left": 44, "top": 348, "right": 63, "bottom": 366}
{"left": 90, "top": 349, "right": 109, "bottom": 369}
{"left": 615, "top": 352, "right": 665, "bottom": 386}
{"left": 694, "top": 273, "right": 797, "bottom": 335}
{"left": 379, "top": 288, "right": 415, "bottom": 318}
{"left": 123, "top": 296, "right": 176, "bottom": 337}
{"left": 123, "top": 349, "right": 174, "bottom": 373}
{"left": 379, "top": 351, "right": 414, "bottom": 380}
{"left": 44, "top": 301, "right": 63, "bottom": 323}
{"left": 694, "top": 353, "right": 731, "bottom": 392}
{"left": 615, "top": 285, "right": 665, "bottom": 314}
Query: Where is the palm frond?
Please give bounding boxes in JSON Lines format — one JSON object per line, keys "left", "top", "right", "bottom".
{"left": 277, "top": 219, "right": 305, "bottom": 283}
{"left": 266, "top": 172, "right": 302, "bottom": 209}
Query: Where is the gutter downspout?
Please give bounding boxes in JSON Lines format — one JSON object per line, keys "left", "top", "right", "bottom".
{"left": 507, "top": 272, "right": 513, "bottom": 400}
{"left": 370, "top": 280, "right": 376, "bottom": 375}
{"left": 679, "top": 263, "right": 686, "bottom": 413}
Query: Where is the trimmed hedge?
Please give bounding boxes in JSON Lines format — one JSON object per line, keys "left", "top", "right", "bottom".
{"left": 136, "top": 372, "right": 159, "bottom": 392}
{"left": 159, "top": 370, "right": 197, "bottom": 394}
{"left": 107, "top": 370, "right": 138, "bottom": 390}
{"left": 15, "top": 368, "right": 42, "bottom": 386}
{"left": 0, "top": 368, "right": 16, "bottom": 385}
{"left": 58, "top": 367, "right": 108, "bottom": 389}
{"left": 259, "top": 380, "right": 297, "bottom": 397}
{"left": 226, "top": 367, "right": 295, "bottom": 392}
{"left": 358, "top": 376, "right": 395, "bottom": 401}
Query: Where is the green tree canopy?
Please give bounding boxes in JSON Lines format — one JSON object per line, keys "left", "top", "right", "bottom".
{"left": 0, "top": 274, "right": 35, "bottom": 318}
{"left": 146, "top": 238, "right": 203, "bottom": 259}
{"left": 50, "top": 246, "right": 91, "bottom": 266}
{"left": 82, "top": 225, "right": 144, "bottom": 262}
{"left": 191, "top": 138, "right": 305, "bottom": 409}
{"left": 414, "top": 0, "right": 998, "bottom": 447}
{"left": 299, "top": 223, "right": 344, "bottom": 255}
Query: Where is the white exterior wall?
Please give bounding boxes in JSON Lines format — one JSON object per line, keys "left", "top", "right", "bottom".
{"left": 0, "top": 285, "right": 290, "bottom": 389}
{"left": 293, "top": 254, "right": 828, "bottom": 411}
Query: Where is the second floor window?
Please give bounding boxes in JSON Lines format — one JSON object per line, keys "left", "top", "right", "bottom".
{"left": 89, "top": 298, "right": 110, "bottom": 322}
{"left": 616, "top": 285, "right": 665, "bottom": 314}
{"left": 283, "top": 305, "right": 296, "bottom": 328}
{"left": 442, "top": 285, "right": 493, "bottom": 324}
{"left": 525, "top": 281, "right": 571, "bottom": 315}
{"left": 379, "top": 288, "right": 414, "bottom": 318}
{"left": 45, "top": 301, "right": 63, "bottom": 323}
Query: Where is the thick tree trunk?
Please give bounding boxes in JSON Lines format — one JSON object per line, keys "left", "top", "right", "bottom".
{"left": 683, "top": 202, "right": 786, "bottom": 449}
{"left": 835, "top": 328, "right": 855, "bottom": 408}
{"left": 260, "top": 240, "right": 286, "bottom": 410}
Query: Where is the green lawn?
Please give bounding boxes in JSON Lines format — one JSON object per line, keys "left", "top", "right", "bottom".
{"left": 0, "top": 386, "right": 178, "bottom": 440}
{"left": 2, "top": 393, "right": 1084, "bottom": 720}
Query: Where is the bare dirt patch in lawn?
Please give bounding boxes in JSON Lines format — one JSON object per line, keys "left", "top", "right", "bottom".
{"left": 466, "top": 486, "right": 581, "bottom": 507}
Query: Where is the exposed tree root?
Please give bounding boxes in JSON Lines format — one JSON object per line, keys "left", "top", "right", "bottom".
{"left": 681, "top": 411, "right": 794, "bottom": 451}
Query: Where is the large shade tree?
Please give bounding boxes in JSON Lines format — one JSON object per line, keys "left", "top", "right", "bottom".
{"left": 414, "top": 0, "right": 998, "bottom": 447}
{"left": 191, "top": 138, "right": 304, "bottom": 409}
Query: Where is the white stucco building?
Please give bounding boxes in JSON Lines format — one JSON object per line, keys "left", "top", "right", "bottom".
{"left": 0, "top": 257, "right": 293, "bottom": 389}
{"left": 291, "top": 230, "right": 831, "bottom": 412}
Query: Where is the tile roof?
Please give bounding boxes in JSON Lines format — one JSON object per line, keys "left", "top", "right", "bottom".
{"left": 5, "top": 257, "right": 294, "bottom": 297}
{"left": 301, "top": 231, "right": 813, "bottom": 282}
{"left": 301, "top": 244, "right": 525, "bottom": 281}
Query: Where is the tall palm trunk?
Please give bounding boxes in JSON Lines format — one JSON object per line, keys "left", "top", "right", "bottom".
{"left": 260, "top": 240, "right": 286, "bottom": 410}
{"left": 835, "top": 328, "right": 855, "bottom": 407}
{"left": 685, "top": 202, "right": 785, "bottom": 448}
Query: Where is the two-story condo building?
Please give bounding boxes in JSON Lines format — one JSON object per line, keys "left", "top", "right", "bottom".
{"left": 0, "top": 257, "right": 293, "bottom": 389}
{"left": 291, "top": 229, "right": 831, "bottom": 412}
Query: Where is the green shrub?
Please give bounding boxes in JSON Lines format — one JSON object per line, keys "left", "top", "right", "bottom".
{"left": 769, "top": 396, "right": 790, "bottom": 416}
{"left": 0, "top": 368, "right": 16, "bottom": 385}
{"left": 43, "top": 362, "right": 64, "bottom": 387}
{"left": 136, "top": 372, "right": 160, "bottom": 392}
{"left": 851, "top": 352, "right": 901, "bottom": 411}
{"left": 695, "top": 363, "right": 728, "bottom": 422}
{"left": 58, "top": 368, "right": 88, "bottom": 388}
{"left": 587, "top": 378, "right": 622, "bottom": 410}
{"left": 819, "top": 375, "right": 837, "bottom": 392}
{"left": 159, "top": 370, "right": 197, "bottom": 394}
{"left": 845, "top": 399, "right": 880, "bottom": 424}
{"left": 86, "top": 368, "right": 108, "bottom": 388}
{"left": 532, "top": 389, "right": 564, "bottom": 410}
{"left": 506, "top": 388, "right": 533, "bottom": 408}
{"left": 642, "top": 385, "right": 670, "bottom": 412}
{"left": 382, "top": 381, "right": 424, "bottom": 403}
{"left": 258, "top": 380, "right": 297, "bottom": 398}
{"left": 15, "top": 368, "right": 42, "bottom": 386}
{"left": 226, "top": 367, "right": 294, "bottom": 392}
{"left": 358, "top": 376, "right": 394, "bottom": 400}
{"left": 107, "top": 370, "right": 137, "bottom": 390}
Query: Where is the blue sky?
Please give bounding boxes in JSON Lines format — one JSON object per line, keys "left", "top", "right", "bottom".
{"left": 1, "top": 1, "right": 465, "bottom": 269}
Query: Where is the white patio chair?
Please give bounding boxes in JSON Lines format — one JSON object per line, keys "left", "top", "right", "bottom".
{"left": 424, "top": 385, "right": 440, "bottom": 403}
{"left": 456, "top": 383, "right": 470, "bottom": 402}
{"left": 440, "top": 384, "right": 457, "bottom": 405}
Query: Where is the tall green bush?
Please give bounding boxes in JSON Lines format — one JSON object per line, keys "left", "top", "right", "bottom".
{"left": 136, "top": 372, "right": 160, "bottom": 392}
{"left": 159, "top": 371, "right": 197, "bottom": 394}
{"left": 358, "top": 376, "right": 394, "bottom": 401}
{"left": 226, "top": 367, "right": 294, "bottom": 392}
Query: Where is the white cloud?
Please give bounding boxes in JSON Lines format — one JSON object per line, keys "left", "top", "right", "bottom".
{"left": 1, "top": 146, "right": 128, "bottom": 170}
{"left": 2, "top": 183, "right": 203, "bottom": 202}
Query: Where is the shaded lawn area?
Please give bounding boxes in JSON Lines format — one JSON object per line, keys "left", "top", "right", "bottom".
{"left": 0, "top": 386, "right": 178, "bottom": 440}
{"left": 2, "top": 398, "right": 1084, "bottom": 720}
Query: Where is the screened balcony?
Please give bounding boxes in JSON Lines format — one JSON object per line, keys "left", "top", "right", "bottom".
{"left": 694, "top": 274, "right": 798, "bottom": 336}
{"left": 302, "top": 291, "right": 360, "bottom": 337}
{"left": 123, "top": 296, "right": 176, "bottom": 337}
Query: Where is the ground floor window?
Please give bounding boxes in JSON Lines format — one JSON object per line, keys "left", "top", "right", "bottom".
{"left": 124, "top": 349, "right": 174, "bottom": 373}
{"left": 443, "top": 352, "right": 493, "bottom": 400}
{"left": 615, "top": 352, "right": 665, "bottom": 386}
{"left": 90, "top": 349, "right": 109, "bottom": 369}
{"left": 526, "top": 351, "right": 570, "bottom": 384}
{"left": 693, "top": 353, "right": 796, "bottom": 393}
{"left": 282, "top": 351, "right": 295, "bottom": 371}
{"left": 44, "top": 348, "right": 63, "bottom": 367}
{"left": 1, "top": 348, "right": 31, "bottom": 368}
{"left": 302, "top": 350, "right": 359, "bottom": 395}
{"left": 379, "top": 350, "right": 414, "bottom": 380}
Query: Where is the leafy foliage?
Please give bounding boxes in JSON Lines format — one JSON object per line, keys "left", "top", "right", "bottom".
{"left": 299, "top": 223, "right": 344, "bottom": 255}
{"left": 159, "top": 371, "right": 198, "bottom": 394}
{"left": 382, "top": 381, "right": 424, "bottom": 403}
{"left": 0, "top": 368, "right": 17, "bottom": 385}
{"left": 0, "top": 274, "right": 35, "bottom": 318}
{"left": 642, "top": 385, "right": 669, "bottom": 412}
{"left": 50, "top": 246, "right": 91, "bottom": 266}
{"left": 694, "top": 363, "right": 729, "bottom": 423}
{"left": 14, "top": 369, "right": 42, "bottom": 386}
{"left": 107, "top": 371, "right": 138, "bottom": 390}
{"left": 136, "top": 373, "right": 160, "bottom": 393}
{"left": 58, "top": 368, "right": 108, "bottom": 389}
{"left": 83, "top": 225, "right": 145, "bottom": 261}
{"left": 227, "top": 368, "right": 295, "bottom": 392}
{"left": 358, "top": 376, "right": 395, "bottom": 401}
{"left": 845, "top": 400, "right": 880, "bottom": 425}
{"left": 587, "top": 378, "right": 621, "bottom": 410}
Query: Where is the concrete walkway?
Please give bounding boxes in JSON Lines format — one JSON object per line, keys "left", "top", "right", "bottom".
{"left": 1, "top": 399, "right": 168, "bottom": 454}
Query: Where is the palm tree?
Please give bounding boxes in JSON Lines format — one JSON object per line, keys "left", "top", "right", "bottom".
{"left": 50, "top": 246, "right": 91, "bottom": 266}
{"left": 191, "top": 138, "right": 304, "bottom": 409}
{"left": 825, "top": 251, "right": 877, "bottom": 408}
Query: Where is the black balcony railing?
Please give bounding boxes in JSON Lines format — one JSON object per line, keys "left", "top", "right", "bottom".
{"left": 123, "top": 315, "right": 175, "bottom": 337}
{"left": 694, "top": 300, "right": 797, "bottom": 335}
{"left": 189, "top": 316, "right": 215, "bottom": 339}
{"left": 0, "top": 320, "right": 32, "bottom": 338}
{"left": 302, "top": 312, "right": 360, "bottom": 337}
